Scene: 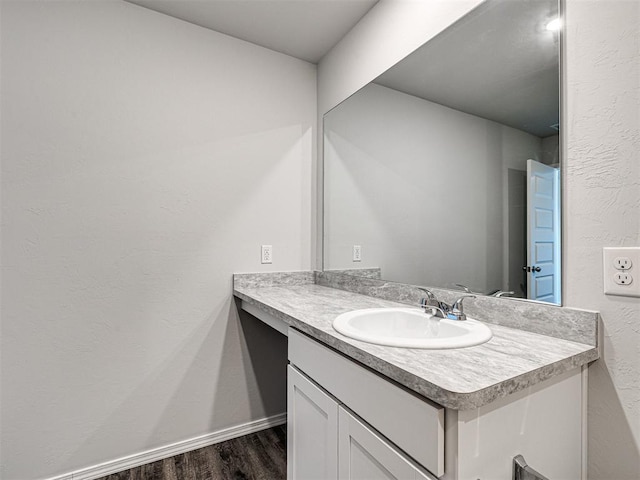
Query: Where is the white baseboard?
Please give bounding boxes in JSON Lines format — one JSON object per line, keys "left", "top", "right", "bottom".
{"left": 45, "top": 413, "right": 287, "bottom": 480}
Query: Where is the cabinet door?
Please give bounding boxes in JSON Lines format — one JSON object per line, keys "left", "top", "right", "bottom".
{"left": 288, "top": 365, "right": 339, "bottom": 480}
{"left": 289, "top": 328, "right": 444, "bottom": 476}
{"left": 338, "top": 407, "right": 435, "bottom": 480}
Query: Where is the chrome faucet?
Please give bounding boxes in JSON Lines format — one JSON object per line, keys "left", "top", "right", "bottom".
{"left": 416, "top": 287, "right": 475, "bottom": 321}
{"left": 416, "top": 287, "right": 448, "bottom": 318}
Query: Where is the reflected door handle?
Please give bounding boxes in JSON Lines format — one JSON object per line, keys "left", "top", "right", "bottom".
{"left": 523, "top": 266, "right": 541, "bottom": 272}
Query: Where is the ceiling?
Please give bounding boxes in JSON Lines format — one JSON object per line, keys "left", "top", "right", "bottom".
{"left": 125, "top": 0, "right": 379, "bottom": 64}
{"left": 125, "top": 0, "right": 559, "bottom": 137}
{"left": 375, "top": 0, "right": 560, "bottom": 138}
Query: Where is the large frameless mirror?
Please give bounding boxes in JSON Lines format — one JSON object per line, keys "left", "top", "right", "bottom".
{"left": 323, "top": 0, "right": 562, "bottom": 304}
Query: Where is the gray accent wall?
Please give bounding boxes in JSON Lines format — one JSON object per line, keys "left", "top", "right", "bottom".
{"left": 0, "top": 2, "right": 315, "bottom": 478}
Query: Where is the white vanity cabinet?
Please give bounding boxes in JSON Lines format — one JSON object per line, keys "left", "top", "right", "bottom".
{"left": 287, "top": 365, "right": 434, "bottom": 480}
{"left": 287, "top": 366, "right": 435, "bottom": 480}
{"left": 288, "top": 328, "right": 443, "bottom": 480}
{"left": 287, "top": 327, "right": 586, "bottom": 480}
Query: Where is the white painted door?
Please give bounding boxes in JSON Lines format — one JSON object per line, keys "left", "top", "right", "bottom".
{"left": 287, "top": 365, "right": 339, "bottom": 480}
{"left": 526, "top": 159, "right": 561, "bottom": 304}
{"left": 338, "top": 407, "right": 435, "bottom": 480}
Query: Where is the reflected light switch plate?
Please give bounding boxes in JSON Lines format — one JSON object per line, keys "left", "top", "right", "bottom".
{"left": 353, "top": 245, "right": 362, "bottom": 262}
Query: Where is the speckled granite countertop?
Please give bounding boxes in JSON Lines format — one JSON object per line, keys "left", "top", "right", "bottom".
{"left": 234, "top": 273, "right": 599, "bottom": 410}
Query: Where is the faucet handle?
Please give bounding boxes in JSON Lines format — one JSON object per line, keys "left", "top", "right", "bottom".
{"left": 492, "top": 290, "right": 515, "bottom": 297}
{"left": 454, "top": 283, "right": 473, "bottom": 293}
{"left": 448, "top": 295, "right": 476, "bottom": 320}
{"left": 416, "top": 286, "right": 437, "bottom": 303}
{"left": 454, "top": 283, "right": 486, "bottom": 295}
{"left": 417, "top": 287, "right": 447, "bottom": 318}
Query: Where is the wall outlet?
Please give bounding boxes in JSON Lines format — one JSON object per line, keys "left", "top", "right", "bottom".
{"left": 614, "top": 257, "right": 632, "bottom": 270}
{"left": 352, "top": 245, "right": 362, "bottom": 262}
{"left": 603, "top": 247, "right": 640, "bottom": 297}
{"left": 613, "top": 272, "right": 632, "bottom": 285}
{"left": 261, "top": 245, "right": 272, "bottom": 264}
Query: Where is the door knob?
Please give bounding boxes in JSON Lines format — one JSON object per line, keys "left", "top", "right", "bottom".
{"left": 523, "top": 266, "right": 541, "bottom": 272}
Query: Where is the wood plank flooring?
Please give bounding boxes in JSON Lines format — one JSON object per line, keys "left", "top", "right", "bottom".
{"left": 97, "top": 425, "right": 286, "bottom": 480}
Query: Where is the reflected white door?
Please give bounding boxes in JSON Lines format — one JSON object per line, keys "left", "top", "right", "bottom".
{"left": 526, "top": 159, "right": 561, "bottom": 304}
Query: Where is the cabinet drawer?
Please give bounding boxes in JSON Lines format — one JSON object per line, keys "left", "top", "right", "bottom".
{"left": 288, "top": 328, "right": 444, "bottom": 476}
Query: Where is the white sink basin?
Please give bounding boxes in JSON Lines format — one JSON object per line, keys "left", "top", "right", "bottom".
{"left": 332, "top": 307, "right": 492, "bottom": 349}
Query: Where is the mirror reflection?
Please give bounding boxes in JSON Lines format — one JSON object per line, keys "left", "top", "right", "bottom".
{"left": 323, "top": 0, "right": 561, "bottom": 304}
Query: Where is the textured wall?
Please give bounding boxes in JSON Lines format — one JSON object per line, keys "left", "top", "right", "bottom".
{"left": 0, "top": 1, "right": 315, "bottom": 478}
{"left": 564, "top": 0, "right": 640, "bottom": 478}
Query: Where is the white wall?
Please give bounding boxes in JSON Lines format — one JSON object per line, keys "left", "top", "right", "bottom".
{"left": 314, "top": 0, "right": 484, "bottom": 269}
{"left": 317, "top": 0, "right": 485, "bottom": 115}
{"left": 0, "top": 1, "right": 315, "bottom": 478}
{"left": 324, "top": 83, "right": 542, "bottom": 291}
{"left": 319, "top": 0, "right": 639, "bottom": 477}
{"left": 542, "top": 134, "right": 560, "bottom": 165}
{"left": 564, "top": 1, "right": 640, "bottom": 478}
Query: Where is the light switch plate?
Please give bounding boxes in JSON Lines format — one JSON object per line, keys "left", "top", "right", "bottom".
{"left": 603, "top": 247, "right": 640, "bottom": 297}
{"left": 352, "top": 245, "right": 362, "bottom": 262}
{"left": 261, "top": 245, "right": 273, "bottom": 264}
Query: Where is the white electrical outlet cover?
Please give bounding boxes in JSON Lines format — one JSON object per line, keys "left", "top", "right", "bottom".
{"left": 603, "top": 247, "right": 640, "bottom": 297}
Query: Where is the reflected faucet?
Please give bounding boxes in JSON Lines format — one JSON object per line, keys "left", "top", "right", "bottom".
{"left": 416, "top": 287, "right": 476, "bottom": 321}
{"left": 491, "top": 290, "right": 515, "bottom": 297}
{"left": 454, "top": 283, "right": 481, "bottom": 295}
{"left": 457, "top": 283, "right": 514, "bottom": 298}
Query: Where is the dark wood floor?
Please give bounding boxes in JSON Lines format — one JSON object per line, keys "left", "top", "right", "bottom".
{"left": 97, "top": 425, "right": 287, "bottom": 480}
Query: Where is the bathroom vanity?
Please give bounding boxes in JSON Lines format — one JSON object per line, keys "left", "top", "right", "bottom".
{"left": 234, "top": 271, "right": 599, "bottom": 480}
